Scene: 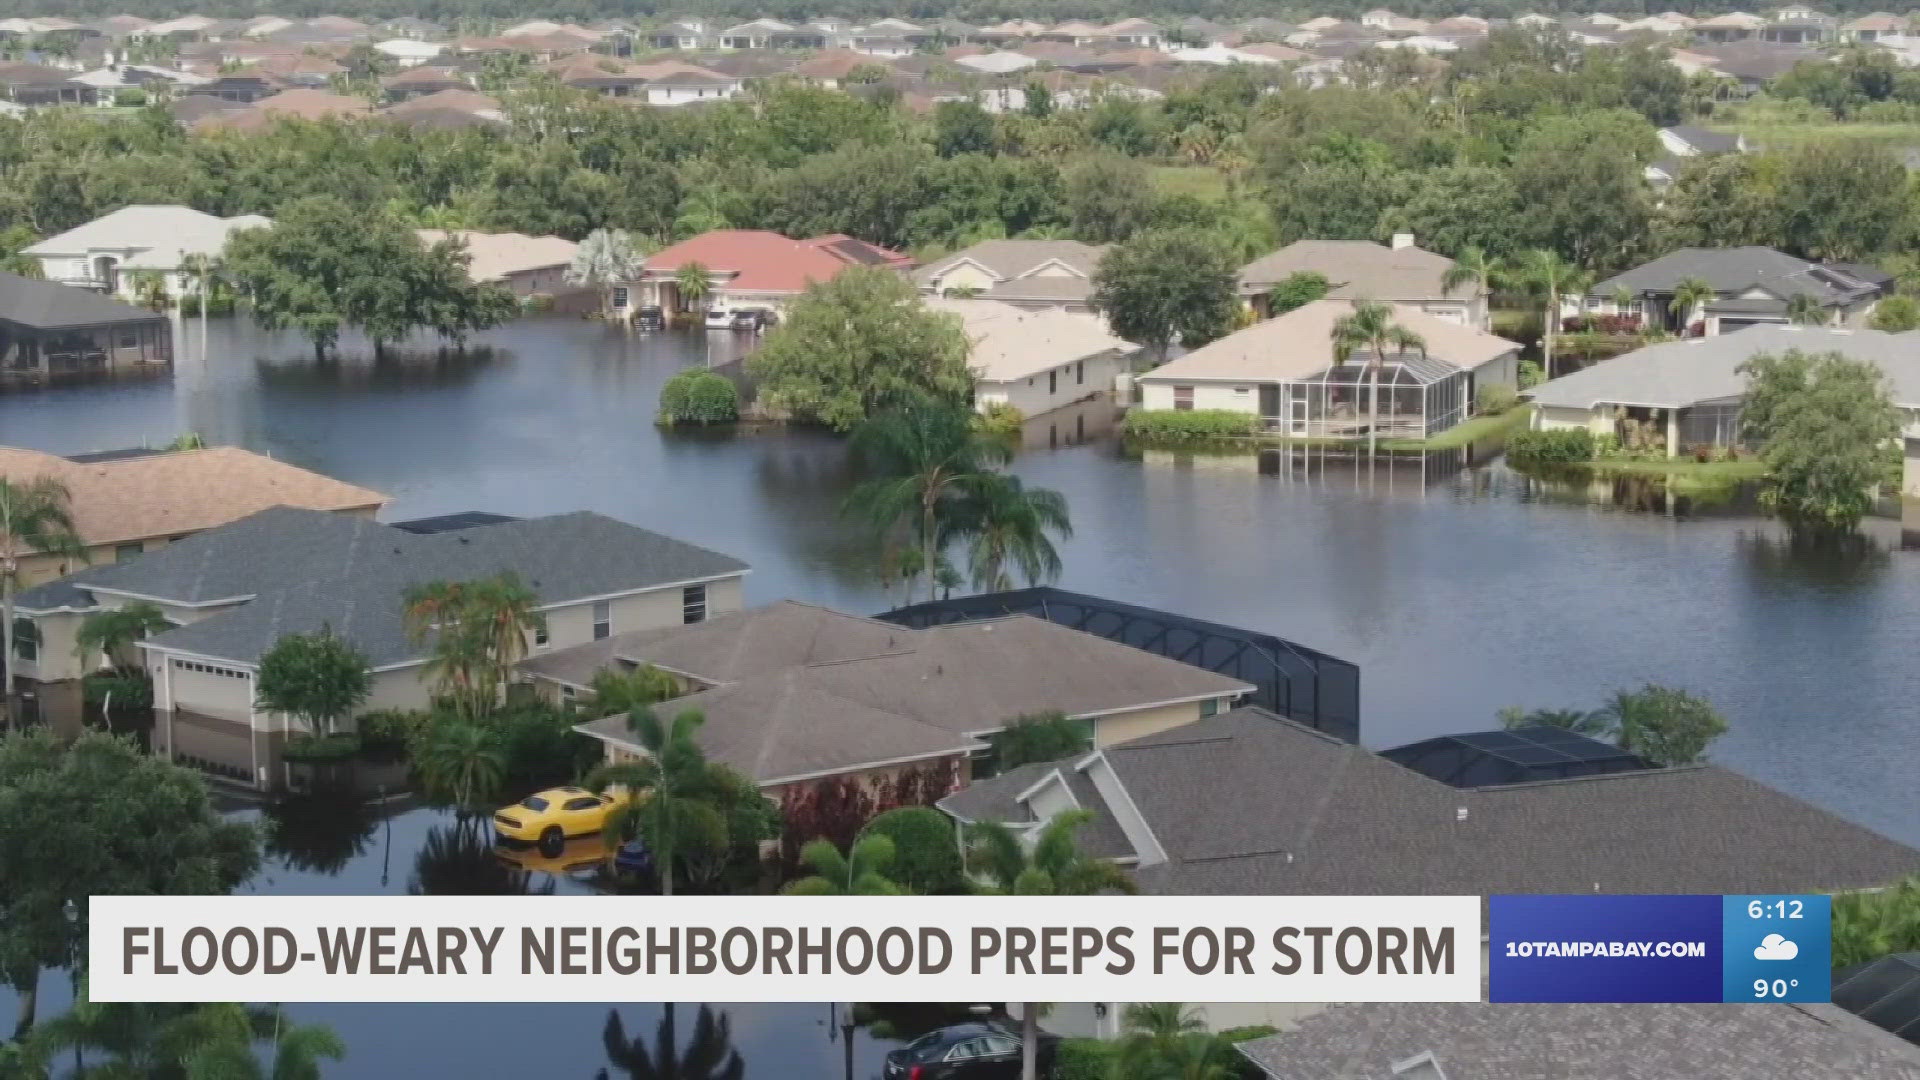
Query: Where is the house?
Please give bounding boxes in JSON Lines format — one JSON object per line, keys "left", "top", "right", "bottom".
{"left": 416, "top": 229, "right": 577, "bottom": 297}
{"left": 194, "top": 87, "right": 373, "bottom": 130}
{"left": 613, "top": 229, "right": 912, "bottom": 319}
{"left": 1528, "top": 324, "right": 1920, "bottom": 480}
{"left": 623, "top": 60, "right": 742, "bottom": 105}
{"left": 0, "top": 444, "right": 383, "bottom": 589}
{"left": 1581, "top": 246, "right": 1887, "bottom": 335}
{"left": 1647, "top": 123, "right": 1747, "bottom": 186}
{"left": 1236, "top": 1000, "right": 1920, "bottom": 1079}
{"left": 378, "top": 89, "right": 503, "bottom": 127}
{"left": 787, "top": 48, "right": 894, "bottom": 87}
{"left": 181, "top": 68, "right": 286, "bottom": 103}
{"left": 380, "top": 64, "right": 468, "bottom": 101}
{"left": 1238, "top": 236, "right": 1485, "bottom": 326}
{"left": 718, "top": 18, "right": 792, "bottom": 50}
{"left": 13, "top": 506, "right": 748, "bottom": 786}
{"left": 1693, "top": 11, "right": 1769, "bottom": 40}
{"left": 558, "top": 600, "right": 1254, "bottom": 797}
{"left": 1096, "top": 18, "right": 1164, "bottom": 47}
{"left": 1136, "top": 300, "right": 1519, "bottom": 441}
{"left": 1690, "top": 40, "right": 1818, "bottom": 92}
{"left": 955, "top": 50, "right": 1039, "bottom": 74}
{"left": 1844, "top": 12, "right": 1910, "bottom": 43}
{"left": 25, "top": 205, "right": 271, "bottom": 302}
{"left": 924, "top": 297, "right": 1135, "bottom": 418}
{"left": 1763, "top": 7, "right": 1835, "bottom": 44}
{"left": 248, "top": 53, "right": 345, "bottom": 88}
{"left": 0, "top": 61, "right": 90, "bottom": 105}
{"left": 371, "top": 38, "right": 448, "bottom": 66}
{"left": 912, "top": 239, "right": 1107, "bottom": 312}
{"left": 0, "top": 273, "right": 171, "bottom": 385}
{"left": 70, "top": 64, "right": 207, "bottom": 100}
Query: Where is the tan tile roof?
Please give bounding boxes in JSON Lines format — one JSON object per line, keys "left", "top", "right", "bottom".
{"left": 1239, "top": 238, "right": 1468, "bottom": 299}
{"left": 923, "top": 296, "right": 1134, "bottom": 382}
{"left": 416, "top": 229, "right": 576, "bottom": 284}
{"left": 254, "top": 87, "right": 371, "bottom": 118}
{"left": 1139, "top": 299, "right": 1517, "bottom": 383}
{"left": 0, "top": 445, "right": 387, "bottom": 549}
{"left": 381, "top": 87, "right": 499, "bottom": 116}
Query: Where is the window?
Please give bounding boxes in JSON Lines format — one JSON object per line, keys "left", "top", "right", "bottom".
{"left": 12, "top": 618, "right": 37, "bottom": 661}
{"left": 592, "top": 600, "right": 611, "bottom": 640}
{"left": 1200, "top": 697, "right": 1221, "bottom": 718}
{"left": 1048, "top": 369, "right": 1057, "bottom": 395}
{"left": 611, "top": 286, "right": 629, "bottom": 309}
{"left": 564, "top": 797, "right": 600, "bottom": 811}
{"left": 1234, "top": 386, "right": 1251, "bottom": 396}
{"left": 115, "top": 541, "right": 143, "bottom": 562}
{"left": 1173, "top": 385, "right": 1194, "bottom": 411}
{"left": 173, "top": 658, "right": 246, "bottom": 679}
{"left": 117, "top": 333, "right": 136, "bottom": 349}
{"left": 682, "top": 584, "right": 707, "bottom": 624}
{"left": 560, "top": 685, "right": 577, "bottom": 703}
{"left": 1075, "top": 360, "right": 1084, "bottom": 385}
{"left": 534, "top": 621, "right": 549, "bottom": 647}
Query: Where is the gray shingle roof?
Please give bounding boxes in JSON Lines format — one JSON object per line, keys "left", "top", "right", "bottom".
{"left": 0, "top": 273, "right": 167, "bottom": 330}
{"left": 1526, "top": 324, "right": 1920, "bottom": 411}
{"left": 936, "top": 761, "right": 1133, "bottom": 860}
{"left": 998, "top": 707, "right": 1919, "bottom": 896}
{"left": 913, "top": 240, "right": 1106, "bottom": 288}
{"left": 1238, "top": 240, "right": 1469, "bottom": 300}
{"left": 1589, "top": 246, "right": 1883, "bottom": 307}
{"left": 1662, "top": 123, "right": 1741, "bottom": 154}
{"left": 18, "top": 505, "right": 747, "bottom": 666}
{"left": 1237, "top": 1001, "right": 1920, "bottom": 1079}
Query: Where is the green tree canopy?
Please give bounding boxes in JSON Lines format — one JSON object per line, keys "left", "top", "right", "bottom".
{"left": 1090, "top": 228, "right": 1240, "bottom": 360}
{"left": 254, "top": 627, "right": 374, "bottom": 736}
{"left": 1266, "top": 271, "right": 1334, "bottom": 315}
{"left": 863, "top": 806, "right": 965, "bottom": 894}
{"left": 749, "top": 268, "right": 972, "bottom": 432}
{"left": 988, "top": 712, "right": 1092, "bottom": 771}
{"left": 74, "top": 602, "right": 169, "bottom": 674}
{"left": 1061, "top": 152, "right": 1156, "bottom": 244}
{"left": 1739, "top": 348, "right": 1902, "bottom": 534}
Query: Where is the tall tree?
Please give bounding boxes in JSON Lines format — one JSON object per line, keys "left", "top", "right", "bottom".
{"left": 1061, "top": 153, "right": 1155, "bottom": 243}
{"left": 1330, "top": 300, "right": 1428, "bottom": 454}
{"left": 986, "top": 712, "right": 1091, "bottom": 771}
{"left": 1739, "top": 348, "right": 1901, "bottom": 534}
{"left": 0, "top": 730, "right": 258, "bottom": 1036}
{"left": 413, "top": 718, "right": 506, "bottom": 810}
{"left": 675, "top": 260, "right": 713, "bottom": 317}
{"left": 966, "top": 810, "right": 1137, "bottom": 1080}
{"left": 1774, "top": 141, "right": 1909, "bottom": 263}
{"left": 180, "top": 250, "right": 219, "bottom": 358}
{"left": 73, "top": 602, "right": 169, "bottom": 675}
{"left": 1440, "top": 245, "right": 1499, "bottom": 329}
{"left": 586, "top": 708, "right": 723, "bottom": 898}
{"left": 1668, "top": 276, "right": 1716, "bottom": 334}
{"left": 0, "top": 476, "right": 83, "bottom": 713}
{"left": 566, "top": 227, "right": 648, "bottom": 322}
{"left": 749, "top": 268, "right": 972, "bottom": 432}
{"left": 1785, "top": 293, "right": 1826, "bottom": 327}
{"left": 949, "top": 473, "right": 1072, "bottom": 593}
{"left": 600, "top": 1004, "right": 743, "bottom": 1080}
{"left": 1090, "top": 229, "right": 1240, "bottom": 363}
{"left": 843, "top": 397, "right": 1011, "bottom": 603}
{"left": 401, "top": 573, "right": 545, "bottom": 722}
{"left": 1603, "top": 684, "right": 1728, "bottom": 767}
{"left": 254, "top": 628, "right": 373, "bottom": 737}
{"left": 1508, "top": 249, "right": 1591, "bottom": 380}
{"left": 1266, "top": 271, "right": 1334, "bottom": 316}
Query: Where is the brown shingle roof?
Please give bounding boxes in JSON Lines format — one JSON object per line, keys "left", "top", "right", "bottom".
{"left": 0, "top": 445, "right": 386, "bottom": 549}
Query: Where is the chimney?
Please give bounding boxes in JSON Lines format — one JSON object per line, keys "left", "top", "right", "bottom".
{"left": 1391, "top": 232, "right": 1416, "bottom": 250}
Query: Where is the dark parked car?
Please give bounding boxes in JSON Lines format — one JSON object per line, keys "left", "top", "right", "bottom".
{"left": 730, "top": 307, "right": 775, "bottom": 330}
{"left": 614, "top": 838, "right": 653, "bottom": 875}
{"left": 633, "top": 305, "right": 665, "bottom": 330}
{"left": 882, "top": 1021, "right": 1058, "bottom": 1080}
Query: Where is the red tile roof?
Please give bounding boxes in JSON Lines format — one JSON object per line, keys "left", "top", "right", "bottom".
{"left": 644, "top": 230, "right": 912, "bottom": 292}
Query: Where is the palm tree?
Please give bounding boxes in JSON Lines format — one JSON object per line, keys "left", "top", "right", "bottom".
{"left": 586, "top": 707, "right": 719, "bottom": 897}
{"left": 600, "top": 1004, "right": 744, "bottom": 1080}
{"left": 74, "top": 601, "right": 170, "bottom": 673}
{"left": 781, "top": 834, "right": 904, "bottom": 895}
{"left": 1785, "top": 293, "right": 1826, "bottom": 326}
{"left": 949, "top": 473, "right": 1072, "bottom": 593}
{"left": 1509, "top": 249, "right": 1591, "bottom": 381}
{"left": 402, "top": 574, "right": 544, "bottom": 721}
{"left": 182, "top": 1004, "right": 346, "bottom": 1080}
{"left": 181, "top": 251, "right": 219, "bottom": 357}
{"left": 414, "top": 720, "right": 506, "bottom": 810}
{"left": 1439, "top": 245, "right": 1498, "bottom": 330}
{"left": 675, "top": 260, "right": 714, "bottom": 319}
{"left": 566, "top": 227, "right": 647, "bottom": 323}
{"left": 843, "top": 397, "right": 1013, "bottom": 603}
{"left": 1329, "top": 300, "right": 1428, "bottom": 454}
{"left": 966, "top": 809, "right": 1137, "bottom": 1080}
{"left": 1115, "top": 1031, "right": 1244, "bottom": 1080}
{"left": 126, "top": 268, "right": 172, "bottom": 313}
{"left": 0, "top": 476, "right": 84, "bottom": 712}
{"left": 1667, "top": 275, "right": 1716, "bottom": 335}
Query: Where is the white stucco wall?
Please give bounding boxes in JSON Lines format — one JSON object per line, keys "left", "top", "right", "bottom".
{"left": 977, "top": 352, "right": 1124, "bottom": 417}
{"left": 1138, "top": 380, "right": 1261, "bottom": 414}
{"left": 1532, "top": 403, "right": 1610, "bottom": 434}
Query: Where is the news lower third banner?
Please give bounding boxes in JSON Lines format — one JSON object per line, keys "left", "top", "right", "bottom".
{"left": 90, "top": 895, "right": 1482, "bottom": 1003}
{"left": 1489, "top": 894, "right": 1832, "bottom": 1003}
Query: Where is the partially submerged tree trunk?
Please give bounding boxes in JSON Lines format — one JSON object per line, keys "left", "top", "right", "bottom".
{"left": 1020, "top": 1003, "right": 1039, "bottom": 1080}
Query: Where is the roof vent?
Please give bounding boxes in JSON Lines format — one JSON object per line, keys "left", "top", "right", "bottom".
{"left": 1455, "top": 806, "right": 1469, "bottom": 822}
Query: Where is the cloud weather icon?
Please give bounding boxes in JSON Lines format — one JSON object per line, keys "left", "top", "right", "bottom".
{"left": 1754, "top": 934, "right": 1800, "bottom": 961}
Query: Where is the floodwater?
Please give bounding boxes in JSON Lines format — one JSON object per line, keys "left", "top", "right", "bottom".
{"left": 6, "top": 315, "right": 1920, "bottom": 1074}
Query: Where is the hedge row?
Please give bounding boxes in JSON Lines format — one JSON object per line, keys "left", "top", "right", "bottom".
{"left": 1123, "top": 408, "right": 1259, "bottom": 440}
{"left": 1506, "top": 427, "right": 1595, "bottom": 467}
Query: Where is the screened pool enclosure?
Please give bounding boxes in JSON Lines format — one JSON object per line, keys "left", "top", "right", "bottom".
{"left": 1256, "top": 355, "right": 1470, "bottom": 440}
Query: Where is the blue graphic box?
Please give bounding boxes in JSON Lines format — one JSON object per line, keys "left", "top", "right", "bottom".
{"left": 1490, "top": 895, "right": 1831, "bottom": 1003}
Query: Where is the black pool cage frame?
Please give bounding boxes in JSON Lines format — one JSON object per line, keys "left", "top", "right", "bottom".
{"left": 877, "top": 587, "right": 1360, "bottom": 744}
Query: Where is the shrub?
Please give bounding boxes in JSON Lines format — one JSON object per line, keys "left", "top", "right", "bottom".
{"left": 1507, "top": 427, "right": 1594, "bottom": 467}
{"left": 1475, "top": 383, "right": 1519, "bottom": 416}
{"left": 355, "top": 708, "right": 425, "bottom": 761}
{"left": 1560, "top": 313, "right": 1641, "bottom": 334}
{"left": 657, "top": 368, "right": 739, "bottom": 424}
{"left": 974, "top": 400, "right": 1024, "bottom": 440}
{"left": 1123, "top": 408, "right": 1257, "bottom": 440}
{"left": 281, "top": 731, "right": 361, "bottom": 764}
{"left": 81, "top": 672, "right": 153, "bottom": 710}
{"left": 1218, "top": 1024, "right": 1280, "bottom": 1044}
{"left": 113, "top": 87, "right": 147, "bottom": 108}
{"left": 1054, "top": 1038, "right": 1116, "bottom": 1080}
{"left": 863, "top": 806, "right": 965, "bottom": 894}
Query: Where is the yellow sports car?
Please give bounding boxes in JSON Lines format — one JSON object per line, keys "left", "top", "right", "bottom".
{"left": 493, "top": 786, "right": 630, "bottom": 854}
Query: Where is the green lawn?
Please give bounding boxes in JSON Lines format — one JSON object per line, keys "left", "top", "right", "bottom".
{"left": 1711, "top": 102, "right": 1920, "bottom": 154}
{"left": 1582, "top": 457, "right": 1769, "bottom": 480}
{"left": 1150, "top": 165, "right": 1230, "bottom": 201}
{"left": 1381, "top": 405, "right": 1533, "bottom": 452}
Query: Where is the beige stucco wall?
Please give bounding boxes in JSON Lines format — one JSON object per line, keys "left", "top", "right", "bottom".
{"left": 1138, "top": 381, "right": 1259, "bottom": 414}
{"left": 1532, "top": 403, "right": 1610, "bottom": 435}
{"left": 977, "top": 352, "right": 1125, "bottom": 418}
{"left": 1090, "top": 696, "right": 1234, "bottom": 748}
{"left": 925, "top": 263, "right": 999, "bottom": 295}
{"left": 533, "top": 575, "right": 743, "bottom": 655}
